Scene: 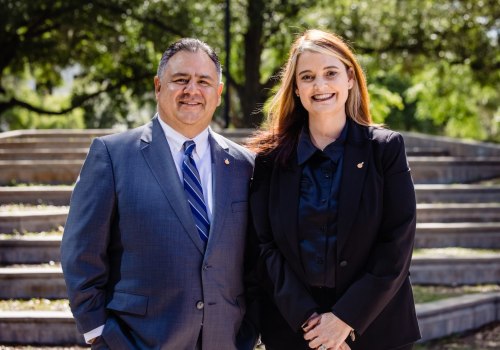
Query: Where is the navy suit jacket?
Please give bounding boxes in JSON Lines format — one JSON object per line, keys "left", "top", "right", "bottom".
{"left": 61, "top": 117, "right": 255, "bottom": 349}
{"left": 249, "top": 120, "right": 421, "bottom": 349}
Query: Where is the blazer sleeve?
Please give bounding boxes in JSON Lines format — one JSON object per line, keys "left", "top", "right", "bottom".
{"left": 249, "top": 155, "right": 319, "bottom": 331}
{"left": 60, "top": 138, "right": 116, "bottom": 333}
{"left": 332, "top": 132, "right": 417, "bottom": 334}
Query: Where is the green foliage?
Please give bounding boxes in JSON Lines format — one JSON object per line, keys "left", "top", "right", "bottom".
{"left": 0, "top": 0, "right": 498, "bottom": 143}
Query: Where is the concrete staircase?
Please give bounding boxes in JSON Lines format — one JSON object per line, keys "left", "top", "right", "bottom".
{"left": 0, "top": 128, "right": 499, "bottom": 346}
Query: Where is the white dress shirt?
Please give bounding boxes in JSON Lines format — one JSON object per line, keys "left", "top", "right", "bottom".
{"left": 83, "top": 117, "right": 214, "bottom": 343}
{"left": 157, "top": 116, "right": 213, "bottom": 219}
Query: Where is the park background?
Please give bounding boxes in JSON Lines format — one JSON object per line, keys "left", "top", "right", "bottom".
{"left": 0, "top": 0, "right": 498, "bottom": 141}
{"left": 0, "top": 0, "right": 499, "bottom": 349}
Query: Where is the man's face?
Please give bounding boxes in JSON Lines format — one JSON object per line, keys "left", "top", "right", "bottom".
{"left": 154, "top": 50, "right": 223, "bottom": 138}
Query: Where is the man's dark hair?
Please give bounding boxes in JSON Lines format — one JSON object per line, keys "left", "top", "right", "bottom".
{"left": 157, "top": 38, "right": 222, "bottom": 81}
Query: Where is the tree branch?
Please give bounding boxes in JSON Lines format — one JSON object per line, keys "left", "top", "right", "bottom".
{"left": 0, "top": 74, "right": 150, "bottom": 116}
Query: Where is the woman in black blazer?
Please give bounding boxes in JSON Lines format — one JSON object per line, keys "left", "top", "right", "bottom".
{"left": 247, "top": 29, "right": 420, "bottom": 350}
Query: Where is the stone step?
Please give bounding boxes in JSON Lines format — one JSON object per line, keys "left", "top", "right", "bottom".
{"left": 0, "top": 160, "right": 81, "bottom": 185}
{"left": 0, "top": 236, "right": 61, "bottom": 264}
{"left": 0, "top": 147, "right": 449, "bottom": 162}
{"left": 402, "top": 131, "right": 500, "bottom": 158}
{"left": 0, "top": 266, "right": 66, "bottom": 299}
{"left": 0, "top": 138, "right": 93, "bottom": 149}
{"left": 416, "top": 291, "right": 500, "bottom": 342}
{"left": 0, "top": 310, "right": 85, "bottom": 346}
{"left": 408, "top": 156, "right": 500, "bottom": 184}
{"left": 1, "top": 253, "right": 497, "bottom": 300}
{"left": 0, "top": 148, "right": 88, "bottom": 160}
{"left": 0, "top": 129, "right": 115, "bottom": 140}
{"left": 1, "top": 292, "right": 498, "bottom": 346}
{"left": 416, "top": 203, "right": 500, "bottom": 223}
{"left": 415, "top": 222, "right": 500, "bottom": 249}
{"left": 415, "top": 184, "right": 500, "bottom": 203}
{"left": 2, "top": 157, "right": 499, "bottom": 186}
{"left": 410, "top": 253, "right": 500, "bottom": 285}
{"left": 0, "top": 208, "right": 68, "bottom": 233}
{"left": 1, "top": 223, "right": 498, "bottom": 264}
{"left": 406, "top": 147, "right": 450, "bottom": 157}
{"left": 1, "top": 184, "right": 497, "bottom": 206}
{"left": 0, "top": 186, "right": 73, "bottom": 205}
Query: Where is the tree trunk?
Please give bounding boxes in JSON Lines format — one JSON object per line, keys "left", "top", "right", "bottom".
{"left": 239, "top": 0, "right": 265, "bottom": 128}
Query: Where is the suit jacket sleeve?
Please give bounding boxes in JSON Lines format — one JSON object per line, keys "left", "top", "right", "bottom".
{"left": 332, "top": 132, "right": 417, "bottom": 334}
{"left": 249, "top": 155, "right": 319, "bottom": 331}
{"left": 61, "top": 138, "right": 115, "bottom": 333}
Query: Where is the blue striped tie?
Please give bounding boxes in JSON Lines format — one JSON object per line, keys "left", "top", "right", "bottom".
{"left": 182, "top": 140, "right": 210, "bottom": 243}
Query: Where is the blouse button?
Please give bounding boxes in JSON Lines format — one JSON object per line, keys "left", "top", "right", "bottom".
{"left": 339, "top": 260, "right": 348, "bottom": 267}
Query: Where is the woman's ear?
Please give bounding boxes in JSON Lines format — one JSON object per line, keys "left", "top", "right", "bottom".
{"left": 348, "top": 68, "right": 354, "bottom": 90}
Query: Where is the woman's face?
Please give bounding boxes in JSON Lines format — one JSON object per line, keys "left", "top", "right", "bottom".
{"left": 295, "top": 51, "right": 353, "bottom": 121}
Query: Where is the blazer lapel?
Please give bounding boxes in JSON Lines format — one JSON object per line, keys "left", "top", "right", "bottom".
{"left": 337, "top": 121, "right": 371, "bottom": 251}
{"left": 205, "top": 131, "right": 232, "bottom": 252}
{"left": 273, "top": 157, "right": 308, "bottom": 279}
{"left": 140, "top": 117, "right": 205, "bottom": 254}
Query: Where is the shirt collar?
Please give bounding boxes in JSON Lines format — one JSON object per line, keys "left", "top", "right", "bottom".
{"left": 297, "top": 122, "right": 348, "bottom": 165}
{"left": 157, "top": 115, "right": 210, "bottom": 158}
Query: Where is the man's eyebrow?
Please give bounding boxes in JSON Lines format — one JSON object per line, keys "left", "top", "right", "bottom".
{"left": 171, "top": 72, "right": 215, "bottom": 81}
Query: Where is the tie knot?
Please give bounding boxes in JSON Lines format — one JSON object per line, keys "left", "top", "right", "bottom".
{"left": 183, "top": 140, "right": 196, "bottom": 156}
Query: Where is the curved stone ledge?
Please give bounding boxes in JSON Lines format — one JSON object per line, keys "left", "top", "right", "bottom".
{"left": 0, "top": 186, "right": 73, "bottom": 205}
{"left": 1, "top": 292, "right": 498, "bottom": 345}
{"left": 416, "top": 292, "right": 500, "bottom": 342}
{"left": 0, "top": 310, "right": 84, "bottom": 345}
{"left": 410, "top": 255, "right": 500, "bottom": 285}
{"left": 0, "top": 266, "right": 65, "bottom": 299}
{"left": 415, "top": 184, "right": 500, "bottom": 203}
{"left": 0, "top": 208, "right": 68, "bottom": 233}
{"left": 0, "top": 237, "right": 61, "bottom": 264}
{"left": 0, "top": 160, "right": 81, "bottom": 185}
{"left": 415, "top": 222, "right": 500, "bottom": 249}
{"left": 417, "top": 203, "right": 500, "bottom": 223}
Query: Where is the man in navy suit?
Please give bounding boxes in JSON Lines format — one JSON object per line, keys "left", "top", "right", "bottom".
{"left": 61, "top": 38, "right": 255, "bottom": 349}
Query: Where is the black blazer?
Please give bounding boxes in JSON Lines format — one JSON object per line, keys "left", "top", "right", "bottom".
{"left": 249, "top": 120, "right": 421, "bottom": 349}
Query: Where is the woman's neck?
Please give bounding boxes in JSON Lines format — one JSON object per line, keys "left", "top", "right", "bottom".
{"left": 308, "top": 113, "right": 347, "bottom": 151}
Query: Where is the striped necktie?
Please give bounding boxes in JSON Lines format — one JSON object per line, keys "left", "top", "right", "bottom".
{"left": 182, "top": 140, "right": 210, "bottom": 243}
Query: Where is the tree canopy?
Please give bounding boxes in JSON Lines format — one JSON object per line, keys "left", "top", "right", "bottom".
{"left": 0, "top": 0, "right": 498, "bottom": 141}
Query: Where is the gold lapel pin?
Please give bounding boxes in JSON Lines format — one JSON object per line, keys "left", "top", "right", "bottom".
{"left": 357, "top": 162, "right": 364, "bottom": 169}
{"left": 224, "top": 158, "right": 230, "bottom": 165}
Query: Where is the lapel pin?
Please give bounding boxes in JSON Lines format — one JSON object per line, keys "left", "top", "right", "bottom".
{"left": 357, "top": 162, "right": 364, "bottom": 169}
{"left": 224, "top": 158, "right": 230, "bottom": 165}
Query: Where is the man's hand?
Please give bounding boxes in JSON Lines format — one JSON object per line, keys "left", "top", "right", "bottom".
{"left": 303, "top": 312, "right": 352, "bottom": 350}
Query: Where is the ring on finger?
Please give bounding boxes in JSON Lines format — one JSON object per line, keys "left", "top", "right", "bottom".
{"left": 318, "top": 345, "right": 327, "bottom": 350}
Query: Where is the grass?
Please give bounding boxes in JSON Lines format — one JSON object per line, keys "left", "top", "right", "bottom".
{"left": 412, "top": 285, "right": 500, "bottom": 303}
{"left": 0, "top": 299, "right": 69, "bottom": 312}
{"left": 0, "top": 204, "right": 69, "bottom": 212}
{"left": 413, "top": 247, "right": 500, "bottom": 257}
{"left": 4, "top": 181, "right": 75, "bottom": 187}
{"left": 0, "top": 228, "right": 64, "bottom": 238}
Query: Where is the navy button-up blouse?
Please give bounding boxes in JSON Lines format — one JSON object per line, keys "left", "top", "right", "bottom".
{"left": 296, "top": 123, "right": 347, "bottom": 288}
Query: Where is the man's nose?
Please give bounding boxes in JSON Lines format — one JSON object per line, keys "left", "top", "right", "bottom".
{"left": 183, "top": 81, "right": 198, "bottom": 93}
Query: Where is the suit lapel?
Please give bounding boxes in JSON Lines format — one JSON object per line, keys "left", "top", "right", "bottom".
{"left": 274, "top": 158, "right": 308, "bottom": 279}
{"left": 140, "top": 117, "right": 205, "bottom": 254}
{"left": 337, "top": 121, "right": 371, "bottom": 251}
{"left": 205, "top": 131, "right": 233, "bottom": 252}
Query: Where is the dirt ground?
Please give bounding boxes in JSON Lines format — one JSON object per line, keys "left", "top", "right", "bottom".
{"left": 415, "top": 321, "right": 500, "bottom": 350}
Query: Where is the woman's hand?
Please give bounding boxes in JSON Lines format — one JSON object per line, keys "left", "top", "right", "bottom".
{"left": 303, "top": 312, "right": 352, "bottom": 350}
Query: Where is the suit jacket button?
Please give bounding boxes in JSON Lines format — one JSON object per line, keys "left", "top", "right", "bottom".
{"left": 340, "top": 260, "right": 348, "bottom": 267}
{"left": 196, "top": 301, "right": 204, "bottom": 310}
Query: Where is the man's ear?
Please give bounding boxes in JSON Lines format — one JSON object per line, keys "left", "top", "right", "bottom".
{"left": 217, "top": 82, "right": 224, "bottom": 106}
{"left": 154, "top": 76, "right": 161, "bottom": 96}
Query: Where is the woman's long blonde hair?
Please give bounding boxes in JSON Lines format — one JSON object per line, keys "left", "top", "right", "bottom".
{"left": 247, "top": 29, "right": 373, "bottom": 164}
